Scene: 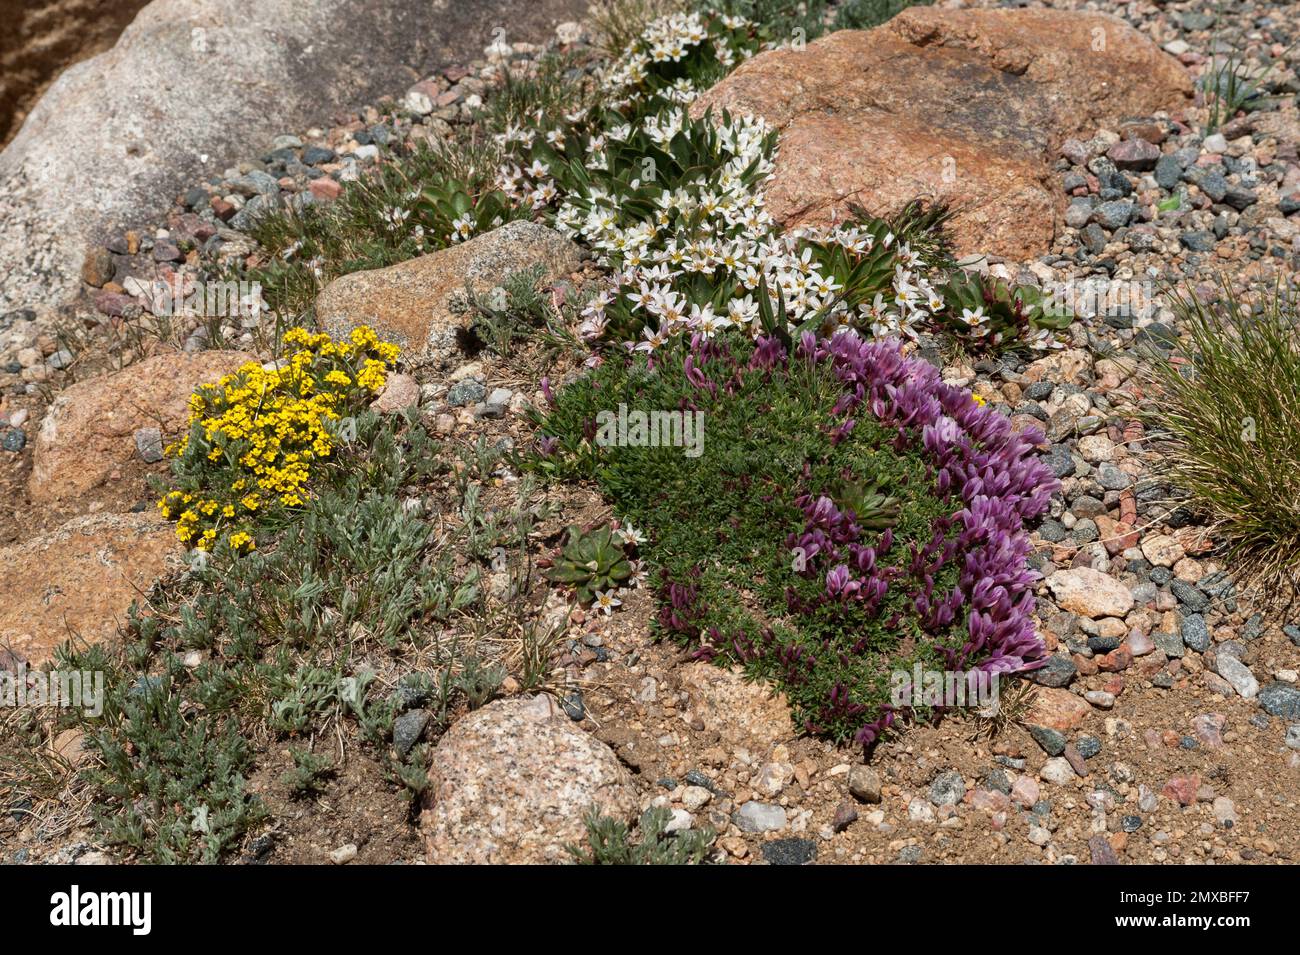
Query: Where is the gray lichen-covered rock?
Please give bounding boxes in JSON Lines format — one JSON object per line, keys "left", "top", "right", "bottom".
{"left": 421, "top": 694, "right": 636, "bottom": 864}
{"left": 0, "top": 0, "right": 587, "bottom": 321}
{"left": 316, "top": 221, "right": 584, "bottom": 364}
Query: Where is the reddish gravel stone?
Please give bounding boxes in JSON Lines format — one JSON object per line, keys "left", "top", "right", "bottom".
{"left": 309, "top": 177, "right": 343, "bottom": 200}
{"left": 970, "top": 788, "right": 1011, "bottom": 813}
{"left": 1011, "top": 776, "right": 1040, "bottom": 808}
{"left": 1098, "top": 645, "right": 1133, "bottom": 672}
{"left": 1119, "top": 488, "right": 1138, "bottom": 526}
{"left": 92, "top": 289, "right": 135, "bottom": 317}
{"left": 1089, "top": 834, "right": 1120, "bottom": 865}
{"left": 1063, "top": 743, "right": 1089, "bottom": 777}
{"left": 1108, "top": 137, "right": 1161, "bottom": 170}
{"left": 1026, "top": 687, "right": 1091, "bottom": 731}
{"left": 1192, "top": 713, "right": 1226, "bottom": 749}
{"left": 1136, "top": 651, "right": 1170, "bottom": 677}
{"left": 1162, "top": 774, "right": 1200, "bottom": 807}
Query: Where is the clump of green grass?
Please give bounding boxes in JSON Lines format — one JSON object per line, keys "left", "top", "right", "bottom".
{"left": 1200, "top": 48, "right": 1290, "bottom": 134}
{"left": 568, "top": 806, "right": 714, "bottom": 864}
{"left": 234, "top": 137, "right": 523, "bottom": 318}
{"left": 1142, "top": 282, "right": 1300, "bottom": 592}
{"left": 481, "top": 50, "right": 598, "bottom": 135}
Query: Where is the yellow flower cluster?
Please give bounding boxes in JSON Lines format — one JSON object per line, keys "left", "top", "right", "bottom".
{"left": 158, "top": 325, "right": 400, "bottom": 551}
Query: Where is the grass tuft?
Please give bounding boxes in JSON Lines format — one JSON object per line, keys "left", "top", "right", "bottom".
{"left": 1142, "top": 282, "right": 1300, "bottom": 593}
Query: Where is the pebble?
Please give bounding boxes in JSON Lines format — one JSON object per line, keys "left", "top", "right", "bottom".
{"left": 1011, "top": 776, "right": 1040, "bottom": 808}
{"left": 1192, "top": 713, "right": 1226, "bottom": 748}
{"left": 907, "top": 798, "right": 936, "bottom": 823}
{"left": 1212, "top": 797, "right": 1238, "bottom": 828}
{"left": 1093, "top": 199, "right": 1135, "bottom": 230}
{"left": 848, "top": 764, "right": 882, "bottom": 803}
{"left": 761, "top": 838, "right": 816, "bottom": 865}
{"left": 1180, "top": 230, "right": 1217, "bottom": 252}
{"left": 928, "top": 770, "right": 965, "bottom": 807}
{"left": 1046, "top": 567, "right": 1134, "bottom": 618}
{"left": 1214, "top": 655, "right": 1259, "bottom": 699}
{"left": 134, "top": 427, "right": 164, "bottom": 463}
{"left": 832, "top": 801, "right": 858, "bottom": 833}
{"left": 1088, "top": 835, "right": 1119, "bottom": 865}
{"left": 1108, "top": 138, "right": 1160, "bottom": 170}
{"left": 1028, "top": 724, "right": 1067, "bottom": 756}
{"left": 1128, "top": 630, "right": 1155, "bottom": 656}
{"left": 1040, "top": 758, "right": 1075, "bottom": 786}
{"left": 1161, "top": 774, "right": 1198, "bottom": 807}
{"left": 682, "top": 786, "right": 712, "bottom": 811}
{"left": 1258, "top": 683, "right": 1300, "bottom": 719}
{"left": 1180, "top": 614, "right": 1210, "bottom": 652}
{"left": 1170, "top": 579, "right": 1209, "bottom": 612}
{"left": 1140, "top": 534, "right": 1184, "bottom": 567}
{"left": 733, "top": 801, "right": 787, "bottom": 833}
{"left": 1154, "top": 153, "right": 1184, "bottom": 189}
{"left": 1063, "top": 742, "right": 1089, "bottom": 777}
{"left": 1075, "top": 735, "right": 1101, "bottom": 759}
{"left": 1085, "top": 690, "right": 1116, "bottom": 709}
{"left": 392, "top": 709, "right": 429, "bottom": 757}
{"left": 560, "top": 691, "right": 585, "bottom": 721}
{"left": 447, "top": 379, "right": 487, "bottom": 407}
{"left": 329, "top": 843, "right": 358, "bottom": 864}
{"left": 1030, "top": 654, "right": 1076, "bottom": 688}
{"left": 664, "top": 809, "right": 694, "bottom": 833}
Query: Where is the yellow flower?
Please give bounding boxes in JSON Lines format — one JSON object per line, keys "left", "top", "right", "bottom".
{"left": 157, "top": 326, "right": 400, "bottom": 554}
{"left": 229, "top": 531, "right": 256, "bottom": 553}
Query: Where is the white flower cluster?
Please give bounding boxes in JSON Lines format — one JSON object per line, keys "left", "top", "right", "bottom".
{"left": 601, "top": 10, "right": 751, "bottom": 108}
{"left": 497, "top": 9, "right": 1061, "bottom": 356}
{"left": 578, "top": 215, "right": 952, "bottom": 353}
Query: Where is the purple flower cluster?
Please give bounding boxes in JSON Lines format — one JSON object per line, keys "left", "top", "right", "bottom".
{"left": 785, "top": 331, "right": 1058, "bottom": 745}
